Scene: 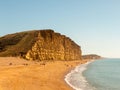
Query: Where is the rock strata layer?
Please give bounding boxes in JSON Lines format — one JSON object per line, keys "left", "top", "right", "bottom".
{"left": 0, "top": 30, "right": 82, "bottom": 61}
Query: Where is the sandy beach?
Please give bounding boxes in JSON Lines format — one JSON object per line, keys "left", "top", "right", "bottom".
{"left": 0, "top": 57, "right": 89, "bottom": 90}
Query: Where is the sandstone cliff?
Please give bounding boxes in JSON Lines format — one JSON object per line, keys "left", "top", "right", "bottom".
{"left": 0, "top": 29, "right": 82, "bottom": 61}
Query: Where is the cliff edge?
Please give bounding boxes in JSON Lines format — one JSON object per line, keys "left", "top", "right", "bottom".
{"left": 0, "top": 29, "right": 82, "bottom": 61}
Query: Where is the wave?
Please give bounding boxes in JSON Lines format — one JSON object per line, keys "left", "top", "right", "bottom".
{"left": 65, "top": 60, "right": 96, "bottom": 90}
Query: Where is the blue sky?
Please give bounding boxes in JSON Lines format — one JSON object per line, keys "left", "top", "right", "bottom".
{"left": 0, "top": 0, "right": 120, "bottom": 58}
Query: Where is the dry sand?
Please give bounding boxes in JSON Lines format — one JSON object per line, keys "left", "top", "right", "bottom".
{"left": 0, "top": 57, "right": 89, "bottom": 90}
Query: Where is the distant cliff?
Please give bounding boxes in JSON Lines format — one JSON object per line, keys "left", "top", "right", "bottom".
{"left": 0, "top": 29, "right": 82, "bottom": 61}
{"left": 82, "top": 54, "right": 101, "bottom": 59}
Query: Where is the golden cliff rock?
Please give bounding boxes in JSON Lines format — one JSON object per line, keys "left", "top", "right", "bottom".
{"left": 0, "top": 30, "right": 82, "bottom": 61}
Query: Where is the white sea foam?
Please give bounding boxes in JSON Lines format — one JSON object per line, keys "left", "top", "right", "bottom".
{"left": 65, "top": 60, "right": 95, "bottom": 90}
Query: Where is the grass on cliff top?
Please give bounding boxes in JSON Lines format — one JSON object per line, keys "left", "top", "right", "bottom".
{"left": 0, "top": 30, "right": 39, "bottom": 57}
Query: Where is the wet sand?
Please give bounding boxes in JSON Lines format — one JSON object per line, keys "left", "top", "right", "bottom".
{"left": 0, "top": 57, "right": 89, "bottom": 90}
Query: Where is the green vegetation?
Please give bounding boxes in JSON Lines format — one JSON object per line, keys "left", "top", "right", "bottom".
{"left": 0, "top": 30, "right": 39, "bottom": 57}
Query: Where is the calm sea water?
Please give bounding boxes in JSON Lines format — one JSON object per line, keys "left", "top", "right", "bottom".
{"left": 65, "top": 59, "right": 120, "bottom": 90}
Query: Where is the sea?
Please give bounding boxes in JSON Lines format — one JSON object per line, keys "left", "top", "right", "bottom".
{"left": 65, "top": 59, "right": 120, "bottom": 90}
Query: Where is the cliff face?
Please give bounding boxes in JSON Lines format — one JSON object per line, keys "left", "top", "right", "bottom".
{"left": 0, "top": 30, "right": 82, "bottom": 61}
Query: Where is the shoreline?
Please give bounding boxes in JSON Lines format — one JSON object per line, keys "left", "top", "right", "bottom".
{"left": 64, "top": 60, "right": 95, "bottom": 90}
{"left": 0, "top": 57, "right": 90, "bottom": 90}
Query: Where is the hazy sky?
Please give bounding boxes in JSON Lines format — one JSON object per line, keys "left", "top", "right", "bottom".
{"left": 0, "top": 0, "right": 120, "bottom": 58}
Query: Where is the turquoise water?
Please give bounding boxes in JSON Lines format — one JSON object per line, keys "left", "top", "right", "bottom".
{"left": 65, "top": 59, "right": 120, "bottom": 90}
{"left": 83, "top": 59, "right": 120, "bottom": 90}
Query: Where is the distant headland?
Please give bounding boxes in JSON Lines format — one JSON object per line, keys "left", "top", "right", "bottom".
{"left": 82, "top": 54, "right": 101, "bottom": 59}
